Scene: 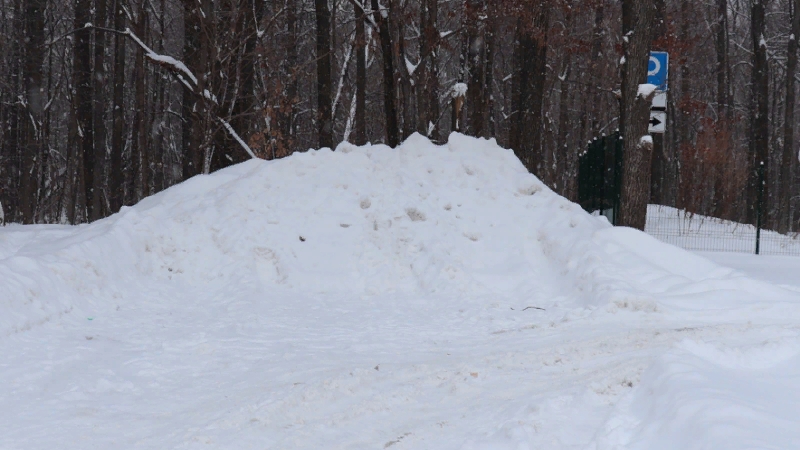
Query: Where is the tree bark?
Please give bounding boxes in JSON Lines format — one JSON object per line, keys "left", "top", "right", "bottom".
{"left": 315, "top": 0, "right": 333, "bottom": 148}
{"left": 416, "top": 0, "right": 439, "bottom": 139}
{"left": 510, "top": 3, "right": 549, "bottom": 175}
{"left": 278, "top": 0, "right": 299, "bottom": 157}
{"left": 110, "top": 0, "right": 126, "bottom": 213}
{"left": 399, "top": 17, "right": 416, "bottom": 139}
{"left": 371, "top": 0, "right": 399, "bottom": 147}
{"left": 353, "top": 1, "right": 367, "bottom": 145}
{"left": 182, "top": 0, "right": 207, "bottom": 176}
{"left": 74, "top": 0, "right": 97, "bottom": 220}
{"left": 782, "top": 0, "right": 799, "bottom": 231}
{"left": 93, "top": 0, "right": 108, "bottom": 217}
{"left": 131, "top": 6, "right": 149, "bottom": 200}
{"left": 465, "top": 0, "right": 486, "bottom": 137}
{"left": 714, "top": 0, "right": 729, "bottom": 118}
{"left": 618, "top": 0, "right": 656, "bottom": 230}
{"left": 748, "top": 0, "right": 769, "bottom": 225}
{"left": 20, "top": 0, "right": 46, "bottom": 223}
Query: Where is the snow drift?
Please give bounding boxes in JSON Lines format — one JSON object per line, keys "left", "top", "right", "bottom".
{"left": 0, "top": 133, "right": 787, "bottom": 337}
{"left": 3, "top": 134, "right": 800, "bottom": 450}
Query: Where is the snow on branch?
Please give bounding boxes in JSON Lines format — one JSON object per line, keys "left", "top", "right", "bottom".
{"left": 124, "top": 28, "right": 256, "bottom": 160}
{"left": 219, "top": 118, "right": 257, "bottom": 160}
{"left": 126, "top": 28, "right": 198, "bottom": 86}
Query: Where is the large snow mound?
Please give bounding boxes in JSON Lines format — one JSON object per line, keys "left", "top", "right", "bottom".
{"left": 3, "top": 134, "right": 800, "bottom": 450}
{"left": 0, "top": 133, "right": 786, "bottom": 337}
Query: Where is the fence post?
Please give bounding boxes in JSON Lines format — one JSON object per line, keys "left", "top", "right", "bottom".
{"left": 613, "top": 132, "right": 623, "bottom": 226}
{"left": 755, "top": 162, "right": 764, "bottom": 255}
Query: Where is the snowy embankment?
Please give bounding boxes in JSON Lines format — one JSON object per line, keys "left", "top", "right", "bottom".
{"left": 1, "top": 133, "right": 799, "bottom": 449}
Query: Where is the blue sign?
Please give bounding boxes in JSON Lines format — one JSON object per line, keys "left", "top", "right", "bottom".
{"left": 647, "top": 51, "right": 669, "bottom": 91}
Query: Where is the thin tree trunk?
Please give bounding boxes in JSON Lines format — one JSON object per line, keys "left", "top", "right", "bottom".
{"left": 371, "top": 0, "right": 399, "bottom": 147}
{"left": 555, "top": 5, "right": 574, "bottom": 195}
{"left": 417, "top": 0, "right": 439, "bottom": 139}
{"left": 782, "top": 0, "right": 799, "bottom": 231}
{"left": 353, "top": 1, "right": 367, "bottom": 145}
{"left": 93, "top": 0, "right": 108, "bottom": 217}
{"left": 75, "top": 0, "right": 96, "bottom": 220}
{"left": 131, "top": 6, "right": 149, "bottom": 200}
{"left": 280, "top": 0, "right": 299, "bottom": 156}
{"left": 485, "top": 2, "right": 495, "bottom": 138}
{"left": 748, "top": 0, "right": 769, "bottom": 225}
{"left": 399, "top": 17, "right": 416, "bottom": 139}
{"left": 715, "top": 0, "right": 729, "bottom": 117}
{"left": 315, "top": 0, "right": 333, "bottom": 148}
{"left": 465, "top": 0, "right": 486, "bottom": 137}
{"left": 676, "top": 0, "right": 691, "bottom": 212}
{"left": 20, "top": 0, "right": 46, "bottom": 223}
{"left": 182, "top": 0, "right": 205, "bottom": 176}
{"left": 111, "top": 0, "right": 126, "bottom": 212}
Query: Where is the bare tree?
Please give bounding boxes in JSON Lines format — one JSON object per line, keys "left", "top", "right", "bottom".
{"left": 315, "top": 0, "right": 333, "bottom": 148}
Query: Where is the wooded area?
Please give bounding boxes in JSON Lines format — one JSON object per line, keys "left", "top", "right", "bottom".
{"left": 1, "top": 0, "right": 798, "bottom": 232}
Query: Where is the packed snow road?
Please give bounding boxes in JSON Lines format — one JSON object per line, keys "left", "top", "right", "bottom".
{"left": 2, "top": 134, "right": 799, "bottom": 449}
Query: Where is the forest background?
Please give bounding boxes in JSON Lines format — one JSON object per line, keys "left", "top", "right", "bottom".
{"left": 1, "top": 0, "right": 798, "bottom": 232}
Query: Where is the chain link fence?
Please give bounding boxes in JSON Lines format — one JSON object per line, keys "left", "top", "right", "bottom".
{"left": 644, "top": 205, "right": 800, "bottom": 256}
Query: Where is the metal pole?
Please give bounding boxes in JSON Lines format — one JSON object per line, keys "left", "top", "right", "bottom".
{"left": 613, "top": 132, "right": 623, "bottom": 226}
{"left": 756, "top": 162, "right": 764, "bottom": 255}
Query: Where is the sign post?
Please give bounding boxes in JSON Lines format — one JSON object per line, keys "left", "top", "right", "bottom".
{"left": 647, "top": 51, "right": 669, "bottom": 134}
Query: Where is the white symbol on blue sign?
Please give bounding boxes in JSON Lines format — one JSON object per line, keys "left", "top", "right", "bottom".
{"left": 647, "top": 51, "right": 669, "bottom": 91}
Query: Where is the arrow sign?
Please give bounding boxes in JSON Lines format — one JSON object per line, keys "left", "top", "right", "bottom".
{"left": 649, "top": 111, "right": 666, "bottom": 134}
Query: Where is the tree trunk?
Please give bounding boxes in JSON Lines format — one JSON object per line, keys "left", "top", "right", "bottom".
{"left": 416, "top": 0, "right": 439, "bottom": 139}
{"left": 131, "top": 6, "right": 149, "bottom": 200}
{"left": 93, "top": 0, "right": 108, "bottom": 218}
{"left": 714, "top": 0, "right": 729, "bottom": 117}
{"left": 465, "top": 0, "right": 486, "bottom": 137}
{"left": 782, "top": 0, "right": 799, "bottom": 231}
{"left": 618, "top": 0, "right": 656, "bottom": 230}
{"left": 510, "top": 3, "right": 549, "bottom": 175}
{"left": 676, "top": 0, "right": 691, "bottom": 212}
{"left": 20, "top": 0, "right": 46, "bottom": 223}
{"left": 371, "top": 0, "right": 399, "bottom": 147}
{"left": 399, "top": 18, "right": 416, "bottom": 140}
{"left": 110, "top": 0, "right": 126, "bottom": 213}
{"left": 75, "top": 0, "right": 96, "bottom": 220}
{"left": 485, "top": 2, "right": 495, "bottom": 138}
{"left": 590, "top": 0, "right": 606, "bottom": 136}
{"left": 315, "top": 0, "right": 333, "bottom": 148}
{"left": 277, "top": 0, "right": 299, "bottom": 157}
{"left": 555, "top": 5, "right": 574, "bottom": 195}
{"left": 182, "top": 0, "right": 207, "bottom": 176}
{"left": 748, "top": 0, "right": 769, "bottom": 226}
{"left": 353, "top": 1, "right": 367, "bottom": 145}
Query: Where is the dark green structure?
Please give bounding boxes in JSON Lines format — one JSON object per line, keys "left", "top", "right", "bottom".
{"left": 578, "top": 132, "right": 623, "bottom": 225}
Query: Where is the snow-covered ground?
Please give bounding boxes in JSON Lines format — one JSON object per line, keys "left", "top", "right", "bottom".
{"left": 1, "top": 134, "right": 799, "bottom": 449}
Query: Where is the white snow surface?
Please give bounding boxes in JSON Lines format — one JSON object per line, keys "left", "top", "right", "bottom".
{"left": 637, "top": 83, "right": 658, "bottom": 99}
{"left": 2, "top": 133, "right": 800, "bottom": 449}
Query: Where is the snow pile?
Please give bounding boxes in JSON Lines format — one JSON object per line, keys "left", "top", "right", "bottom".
{"left": 0, "top": 134, "right": 792, "bottom": 337}
{"left": 2, "top": 134, "right": 800, "bottom": 449}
